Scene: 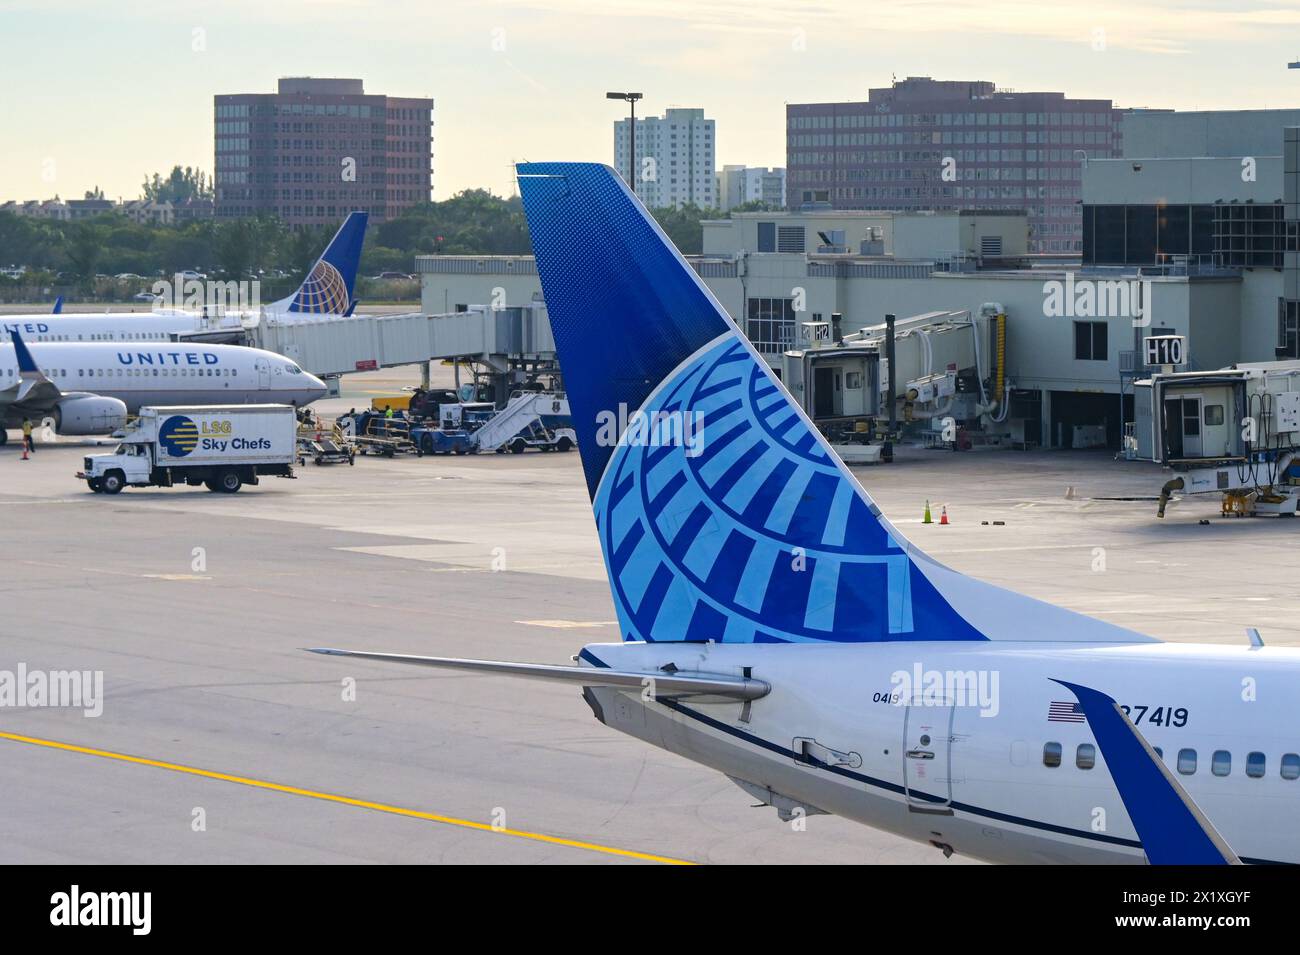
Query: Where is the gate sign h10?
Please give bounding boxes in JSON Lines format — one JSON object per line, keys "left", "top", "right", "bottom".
{"left": 1145, "top": 335, "right": 1186, "bottom": 367}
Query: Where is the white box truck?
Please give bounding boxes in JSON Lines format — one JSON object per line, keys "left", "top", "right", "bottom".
{"left": 78, "top": 404, "right": 297, "bottom": 494}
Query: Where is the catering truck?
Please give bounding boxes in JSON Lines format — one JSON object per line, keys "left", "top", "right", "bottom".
{"left": 78, "top": 404, "right": 297, "bottom": 494}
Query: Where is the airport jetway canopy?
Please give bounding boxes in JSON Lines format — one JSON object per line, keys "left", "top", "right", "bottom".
{"left": 245, "top": 305, "right": 555, "bottom": 378}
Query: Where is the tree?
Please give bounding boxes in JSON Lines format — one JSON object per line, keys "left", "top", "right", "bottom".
{"left": 372, "top": 189, "right": 530, "bottom": 258}
{"left": 142, "top": 166, "right": 213, "bottom": 204}
{"left": 84, "top": 186, "right": 105, "bottom": 200}
{"left": 63, "top": 222, "right": 106, "bottom": 285}
{"left": 650, "top": 204, "right": 721, "bottom": 255}
{"left": 213, "top": 220, "right": 253, "bottom": 278}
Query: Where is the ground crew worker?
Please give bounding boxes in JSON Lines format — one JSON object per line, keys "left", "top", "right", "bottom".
{"left": 21, "top": 418, "right": 34, "bottom": 455}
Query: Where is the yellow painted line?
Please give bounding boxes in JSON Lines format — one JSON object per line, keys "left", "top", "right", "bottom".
{"left": 517, "top": 619, "right": 620, "bottom": 630}
{"left": 0, "top": 730, "right": 692, "bottom": 866}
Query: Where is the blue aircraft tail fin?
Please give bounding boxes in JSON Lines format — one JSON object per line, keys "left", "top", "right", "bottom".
{"left": 51, "top": 296, "right": 63, "bottom": 314}
{"left": 516, "top": 162, "right": 1157, "bottom": 646}
{"left": 275, "top": 211, "right": 368, "bottom": 315}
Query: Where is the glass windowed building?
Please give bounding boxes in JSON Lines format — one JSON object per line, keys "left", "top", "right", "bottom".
{"left": 215, "top": 78, "right": 433, "bottom": 227}
{"left": 786, "top": 77, "right": 1124, "bottom": 254}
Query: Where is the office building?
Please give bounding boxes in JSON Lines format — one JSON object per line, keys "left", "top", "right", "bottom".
{"left": 786, "top": 76, "right": 1125, "bottom": 253}
{"left": 214, "top": 77, "right": 433, "bottom": 227}
{"left": 717, "top": 165, "right": 786, "bottom": 211}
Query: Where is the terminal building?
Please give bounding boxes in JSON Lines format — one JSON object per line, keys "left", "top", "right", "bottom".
{"left": 414, "top": 110, "right": 1300, "bottom": 451}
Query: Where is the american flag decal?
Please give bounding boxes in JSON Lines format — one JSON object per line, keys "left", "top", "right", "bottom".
{"left": 1048, "top": 701, "right": 1086, "bottom": 723}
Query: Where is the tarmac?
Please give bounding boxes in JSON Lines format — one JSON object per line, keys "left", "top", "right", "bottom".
{"left": 1, "top": 378, "right": 1297, "bottom": 864}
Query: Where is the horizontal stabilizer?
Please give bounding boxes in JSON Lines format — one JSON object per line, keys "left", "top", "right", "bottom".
{"left": 304, "top": 648, "right": 771, "bottom": 701}
{"left": 1054, "top": 679, "right": 1239, "bottom": 865}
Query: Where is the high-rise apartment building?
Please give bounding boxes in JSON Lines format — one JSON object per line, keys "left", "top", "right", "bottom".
{"left": 787, "top": 77, "right": 1124, "bottom": 253}
{"left": 614, "top": 107, "right": 715, "bottom": 209}
{"left": 214, "top": 77, "right": 433, "bottom": 227}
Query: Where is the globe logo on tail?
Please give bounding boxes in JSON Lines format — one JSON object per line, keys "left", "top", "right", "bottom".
{"left": 291, "top": 260, "right": 350, "bottom": 314}
{"left": 159, "top": 415, "right": 200, "bottom": 457}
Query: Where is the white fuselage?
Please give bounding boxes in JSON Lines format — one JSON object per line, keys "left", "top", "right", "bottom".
{"left": 580, "top": 639, "right": 1300, "bottom": 864}
{"left": 1, "top": 341, "right": 327, "bottom": 418}
{"left": 2, "top": 311, "right": 238, "bottom": 344}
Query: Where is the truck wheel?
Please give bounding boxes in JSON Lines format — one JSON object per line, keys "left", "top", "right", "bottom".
{"left": 509, "top": 438, "right": 527, "bottom": 454}
{"left": 87, "top": 478, "right": 103, "bottom": 493}
{"left": 556, "top": 436, "right": 573, "bottom": 452}
{"left": 218, "top": 469, "right": 243, "bottom": 493}
{"left": 101, "top": 471, "right": 125, "bottom": 494}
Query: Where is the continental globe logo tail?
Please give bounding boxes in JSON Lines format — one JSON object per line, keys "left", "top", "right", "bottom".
{"left": 289, "top": 260, "right": 350, "bottom": 314}
{"left": 281, "top": 211, "right": 367, "bottom": 315}
{"left": 158, "top": 415, "right": 199, "bottom": 457}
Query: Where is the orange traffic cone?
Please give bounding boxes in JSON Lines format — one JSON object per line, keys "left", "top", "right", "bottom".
{"left": 923, "top": 500, "right": 932, "bottom": 524}
{"left": 940, "top": 505, "right": 949, "bottom": 525}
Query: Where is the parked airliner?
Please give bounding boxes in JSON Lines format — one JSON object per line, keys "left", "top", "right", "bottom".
{"left": 1, "top": 330, "right": 326, "bottom": 443}
{"left": 0, "top": 211, "right": 367, "bottom": 345}
{"left": 310, "top": 163, "right": 1291, "bottom": 865}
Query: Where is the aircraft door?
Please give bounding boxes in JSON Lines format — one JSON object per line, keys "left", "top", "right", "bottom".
{"left": 903, "top": 704, "right": 954, "bottom": 813}
{"left": 255, "top": 359, "right": 271, "bottom": 390}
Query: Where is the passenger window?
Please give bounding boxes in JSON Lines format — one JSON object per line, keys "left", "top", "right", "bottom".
{"left": 1153, "top": 746, "right": 1163, "bottom": 759}
{"left": 1076, "top": 743, "right": 1096, "bottom": 770}
{"left": 1177, "top": 748, "right": 1197, "bottom": 774}
{"left": 1043, "top": 742, "right": 1062, "bottom": 767}
{"left": 1246, "top": 752, "right": 1265, "bottom": 778}
{"left": 1212, "top": 750, "right": 1231, "bottom": 777}
{"left": 1282, "top": 754, "right": 1300, "bottom": 780}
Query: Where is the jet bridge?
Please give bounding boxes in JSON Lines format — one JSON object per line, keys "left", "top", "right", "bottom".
{"left": 233, "top": 304, "right": 558, "bottom": 401}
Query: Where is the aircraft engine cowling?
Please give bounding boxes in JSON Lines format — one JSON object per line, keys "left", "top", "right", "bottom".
{"left": 51, "top": 394, "right": 128, "bottom": 436}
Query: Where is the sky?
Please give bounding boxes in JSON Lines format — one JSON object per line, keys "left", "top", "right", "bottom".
{"left": 2, "top": 0, "right": 1299, "bottom": 203}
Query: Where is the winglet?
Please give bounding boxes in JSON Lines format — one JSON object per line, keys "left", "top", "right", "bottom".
{"left": 10, "top": 330, "right": 41, "bottom": 375}
{"left": 1052, "top": 679, "right": 1240, "bottom": 865}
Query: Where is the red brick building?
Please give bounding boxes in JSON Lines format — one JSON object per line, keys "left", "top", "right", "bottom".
{"left": 215, "top": 77, "right": 433, "bottom": 227}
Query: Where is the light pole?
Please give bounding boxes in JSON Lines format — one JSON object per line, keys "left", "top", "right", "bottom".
{"left": 606, "top": 91, "right": 643, "bottom": 196}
